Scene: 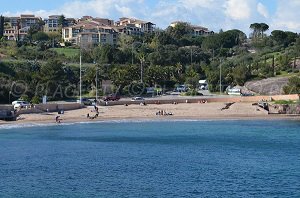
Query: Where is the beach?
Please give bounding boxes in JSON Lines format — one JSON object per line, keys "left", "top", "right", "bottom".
{"left": 1, "top": 102, "right": 299, "bottom": 125}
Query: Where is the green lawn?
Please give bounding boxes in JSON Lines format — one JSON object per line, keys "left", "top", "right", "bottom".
{"left": 51, "top": 48, "right": 79, "bottom": 58}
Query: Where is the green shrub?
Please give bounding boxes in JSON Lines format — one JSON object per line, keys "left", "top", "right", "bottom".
{"left": 19, "top": 94, "right": 30, "bottom": 102}
{"left": 182, "top": 89, "right": 200, "bottom": 96}
{"left": 31, "top": 96, "right": 40, "bottom": 104}
{"left": 274, "top": 100, "right": 295, "bottom": 105}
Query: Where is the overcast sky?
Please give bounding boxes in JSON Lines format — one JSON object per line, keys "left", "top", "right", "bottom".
{"left": 1, "top": 0, "right": 300, "bottom": 35}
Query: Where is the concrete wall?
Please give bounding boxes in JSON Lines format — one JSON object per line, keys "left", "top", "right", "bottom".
{"left": 34, "top": 103, "right": 84, "bottom": 112}
{"left": 17, "top": 103, "right": 84, "bottom": 115}
{"left": 0, "top": 105, "right": 13, "bottom": 111}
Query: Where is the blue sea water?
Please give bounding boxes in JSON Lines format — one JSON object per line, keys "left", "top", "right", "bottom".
{"left": 0, "top": 120, "right": 300, "bottom": 197}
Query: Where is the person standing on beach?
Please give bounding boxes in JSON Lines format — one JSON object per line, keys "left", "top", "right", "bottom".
{"left": 55, "top": 116, "right": 61, "bottom": 123}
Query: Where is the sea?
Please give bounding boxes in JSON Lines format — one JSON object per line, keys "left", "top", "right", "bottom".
{"left": 0, "top": 120, "right": 300, "bottom": 197}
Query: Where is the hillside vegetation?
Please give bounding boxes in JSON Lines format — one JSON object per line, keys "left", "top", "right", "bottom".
{"left": 0, "top": 22, "right": 300, "bottom": 103}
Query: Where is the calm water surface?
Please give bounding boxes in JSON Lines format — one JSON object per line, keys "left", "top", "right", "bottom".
{"left": 0, "top": 120, "right": 300, "bottom": 197}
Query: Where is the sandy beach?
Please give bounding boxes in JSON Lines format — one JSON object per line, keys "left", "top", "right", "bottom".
{"left": 1, "top": 102, "right": 299, "bottom": 126}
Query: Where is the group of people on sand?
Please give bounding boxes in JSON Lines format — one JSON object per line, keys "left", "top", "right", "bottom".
{"left": 156, "top": 110, "right": 173, "bottom": 116}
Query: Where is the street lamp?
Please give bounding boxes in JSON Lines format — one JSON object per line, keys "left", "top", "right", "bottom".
{"left": 140, "top": 55, "right": 145, "bottom": 83}
{"left": 219, "top": 59, "right": 222, "bottom": 95}
{"left": 79, "top": 48, "right": 82, "bottom": 104}
{"left": 187, "top": 46, "right": 201, "bottom": 65}
{"left": 9, "top": 91, "right": 12, "bottom": 104}
{"left": 94, "top": 61, "right": 98, "bottom": 103}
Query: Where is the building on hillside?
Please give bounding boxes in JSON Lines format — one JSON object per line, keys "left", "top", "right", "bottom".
{"left": 170, "top": 21, "right": 214, "bottom": 36}
{"left": 4, "top": 14, "right": 42, "bottom": 40}
{"left": 4, "top": 27, "right": 17, "bottom": 40}
{"left": 43, "top": 15, "right": 76, "bottom": 33}
{"left": 113, "top": 23, "right": 142, "bottom": 36}
{"left": 114, "top": 17, "right": 156, "bottom": 35}
{"left": 78, "top": 16, "right": 114, "bottom": 26}
{"left": 191, "top": 25, "right": 214, "bottom": 36}
{"left": 19, "top": 14, "right": 41, "bottom": 28}
{"left": 44, "top": 15, "right": 59, "bottom": 32}
{"left": 92, "top": 18, "right": 114, "bottom": 26}
{"left": 62, "top": 19, "right": 118, "bottom": 46}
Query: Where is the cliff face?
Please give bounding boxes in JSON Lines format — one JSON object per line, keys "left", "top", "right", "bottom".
{"left": 245, "top": 77, "right": 289, "bottom": 95}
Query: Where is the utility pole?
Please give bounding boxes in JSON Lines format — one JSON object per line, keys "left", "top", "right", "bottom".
{"left": 9, "top": 91, "right": 11, "bottom": 104}
{"left": 79, "top": 45, "right": 82, "bottom": 104}
{"left": 190, "top": 47, "right": 193, "bottom": 65}
{"left": 219, "top": 59, "right": 222, "bottom": 95}
{"left": 132, "top": 43, "right": 134, "bottom": 65}
{"left": 140, "top": 59, "right": 143, "bottom": 83}
{"left": 95, "top": 63, "right": 98, "bottom": 103}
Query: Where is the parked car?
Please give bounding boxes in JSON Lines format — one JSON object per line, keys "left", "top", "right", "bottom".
{"left": 175, "top": 85, "right": 189, "bottom": 92}
{"left": 81, "top": 98, "right": 92, "bottom": 105}
{"left": 131, "top": 97, "right": 145, "bottom": 101}
{"left": 12, "top": 101, "right": 30, "bottom": 109}
{"left": 12, "top": 100, "right": 27, "bottom": 106}
{"left": 103, "top": 94, "right": 121, "bottom": 101}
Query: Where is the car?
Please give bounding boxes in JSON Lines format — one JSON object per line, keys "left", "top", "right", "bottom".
{"left": 103, "top": 94, "right": 121, "bottom": 101}
{"left": 13, "top": 101, "right": 30, "bottom": 109}
{"left": 81, "top": 98, "right": 92, "bottom": 105}
{"left": 12, "top": 100, "right": 27, "bottom": 106}
{"left": 175, "top": 85, "right": 188, "bottom": 92}
{"left": 131, "top": 97, "right": 145, "bottom": 101}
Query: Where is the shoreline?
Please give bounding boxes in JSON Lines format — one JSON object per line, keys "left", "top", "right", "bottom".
{"left": 1, "top": 102, "right": 299, "bottom": 127}
{"left": 1, "top": 115, "right": 299, "bottom": 129}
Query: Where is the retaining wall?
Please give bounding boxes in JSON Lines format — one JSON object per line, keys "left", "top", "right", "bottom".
{"left": 17, "top": 103, "right": 84, "bottom": 115}
{"left": 0, "top": 105, "right": 13, "bottom": 111}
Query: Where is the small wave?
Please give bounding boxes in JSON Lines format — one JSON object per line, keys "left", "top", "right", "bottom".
{"left": 0, "top": 122, "right": 74, "bottom": 130}
{"left": 0, "top": 118, "right": 252, "bottom": 130}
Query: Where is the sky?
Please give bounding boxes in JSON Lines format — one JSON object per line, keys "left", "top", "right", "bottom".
{"left": 1, "top": 0, "right": 300, "bottom": 35}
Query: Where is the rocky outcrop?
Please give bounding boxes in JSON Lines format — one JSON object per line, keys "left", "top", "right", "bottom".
{"left": 245, "top": 77, "right": 289, "bottom": 95}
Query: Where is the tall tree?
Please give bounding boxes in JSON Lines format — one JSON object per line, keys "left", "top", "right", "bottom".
{"left": 0, "top": 15, "right": 4, "bottom": 39}
{"left": 250, "top": 23, "right": 260, "bottom": 38}
{"left": 260, "top": 23, "right": 269, "bottom": 38}
{"left": 58, "top": 15, "right": 66, "bottom": 34}
{"left": 166, "top": 22, "right": 193, "bottom": 40}
{"left": 250, "top": 23, "right": 269, "bottom": 38}
{"left": 58, "top": 15, "right": 66, "bottom": 28}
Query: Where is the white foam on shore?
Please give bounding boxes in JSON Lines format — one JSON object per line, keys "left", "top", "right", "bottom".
{"left": 0, "top": 118, "right": 243, "bottom": 130}
{"left": 0, "top": 122, "right": 74, "bottom": 130}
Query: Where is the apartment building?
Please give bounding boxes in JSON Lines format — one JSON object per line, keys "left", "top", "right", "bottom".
{"left": 62, "top": 19, "right": 118, "bottom": 46}
{"left": 79, "top": 16, "right": 114, "bottom": 26}
{"left": 114, "top": 17, "right": 156, "bottom": 35}
{"left": 44, "top": 15, "right": 59, "bottom": 32}
{"left": 4, "top": 14, "right": 42, "bottom": 40}
{"left": 170, "top": 21, "right": 214, "bottom": 36}
{"left": 44, "top": 15, "right": 76, "bottom": 32}
{"left": 4, "top": 27, "right": 17, "bottom": 40}
{"left": 192, "top": 25, "right": 214, "bottom": 36}
{"left": 19, "top": 14, "right": 41, "bottom": 28}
